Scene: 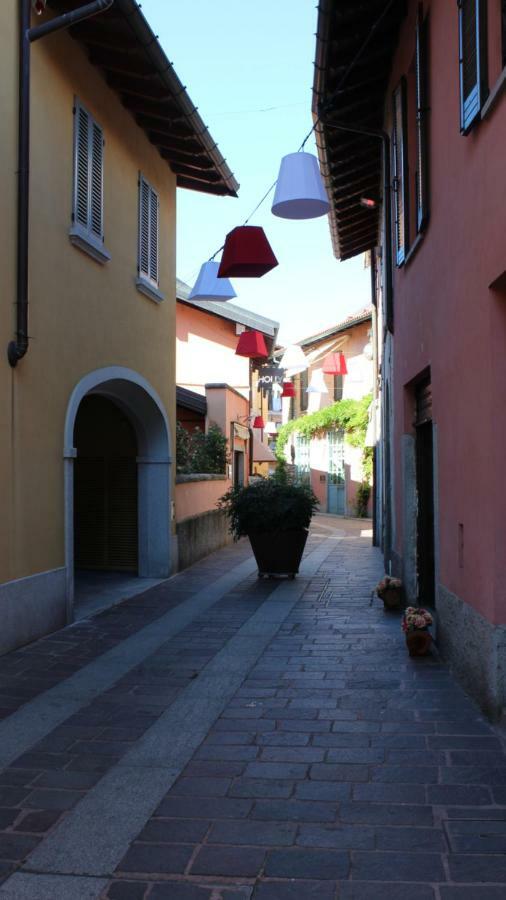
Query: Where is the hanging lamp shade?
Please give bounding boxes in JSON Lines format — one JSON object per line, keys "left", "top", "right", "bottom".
{"left": 272, "top": 152, "right": 330, "bottom": 220}
{"left": 281, "top": 381, "right": 295, "bottom": 398}
{"left": 322, "top": 352, "right": 347, "bottom": 376}
{"left": 307, "top": 370, "right": 329, "bottom": 394}
{"left": 253, "top": 415, "right": 265, "bottom": 429}
{"left": 218, "top": 226, "right": 278, "bottom": 278}
{"left": 280, "top": 344, "right": 308, "bottom": 376}
{"left": 264, "top": 421, "right": 278, "bottom": 435}
{"left": 235, "top": 330, "right": 269, "bottom": 358}
{"left": 188, "top": 261, "right": 236, "bottom": 302}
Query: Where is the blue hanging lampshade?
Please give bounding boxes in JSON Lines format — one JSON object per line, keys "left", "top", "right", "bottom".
{"left": 188, "top": 261, "right": 236, "bottom": 302}
{"left": 271, "top": 152, "right": 330, "bottom": 220}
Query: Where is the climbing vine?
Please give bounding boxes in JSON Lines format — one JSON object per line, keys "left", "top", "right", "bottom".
{"left": 275, "top": 394, "right": 373, "bottom": 483}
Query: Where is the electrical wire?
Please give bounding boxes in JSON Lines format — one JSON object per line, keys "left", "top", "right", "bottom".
{"left": 186, "top": 0, "right": 397, "bottom": 280}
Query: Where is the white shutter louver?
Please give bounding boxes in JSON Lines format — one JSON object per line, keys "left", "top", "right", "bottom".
{"left": 73, "top": 101, "right": 104, "bottom": 242}
{"left": 458, "top": 0, "right": 488, "bottom": 133}
{"left": 90, "top": 122, "right": 104, "bottom": 239}
{"left": 138, "top": 176, "right": 160, "bottom": 287}
{"left": 75, "top": 105, "right": 89, "bottom": 228}
{"left": 392, "top": 79, "right": 409, "bottom": 266}
{"left": 139, "top": 178, "right": 150, "bottom": 278}
{"left": 149, "top": 189, "right": 159, "bottom": 284}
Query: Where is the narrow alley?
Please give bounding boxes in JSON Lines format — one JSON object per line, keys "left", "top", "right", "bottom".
{"left": 0, "top": 517, "right": 504, "bottom": 899}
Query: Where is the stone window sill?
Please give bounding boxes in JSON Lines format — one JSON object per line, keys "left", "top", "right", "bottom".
{"left": 69, "top": 226, "right": 111, "bottom": 264}
{"left": 136, "top": 277, "right": 165, "bottom": 304}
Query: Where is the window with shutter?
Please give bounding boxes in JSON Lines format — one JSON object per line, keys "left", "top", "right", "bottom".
{"left": 71, "top": 100, "right": 109, "bottom": 263}
{"left": 300, "top": 369, "right": 308, "bottom": 412}
{"left": 415, "top": 6, "right": 429, "bottom": 233}
{"left": 392, "top": 79, "right": 409, "bottom": 266}
{"left": 138, "top": 175, "right": 159, "bottom": 287}
{"left": 458, "top": 0, "right": 488, "bottom": 133}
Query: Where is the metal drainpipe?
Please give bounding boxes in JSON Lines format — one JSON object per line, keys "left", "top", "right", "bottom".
{"left": 8, "top": 0, "right": 114, "bottom": 367}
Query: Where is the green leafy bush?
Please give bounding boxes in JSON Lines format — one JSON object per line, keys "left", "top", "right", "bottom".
{"left": 355, "top": 481, "right": 371, "bottom": 517}
{"left": 176, "top": 422, "right": 228, "bottom": 474}
{"left": 219, "top": 467, "right": 318, "bottom": 540}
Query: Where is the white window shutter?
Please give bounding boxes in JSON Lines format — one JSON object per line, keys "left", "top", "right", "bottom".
{"left": 90, "top": 122, "right": 104, "bottom": 239}
{"left": 138, "top": 176, "right": 159, "bottom": 287}
{"left": 139, "top": 177, "right": 150, "bottom": 278}
{"left": 149, "top": 188, "right": 159, "bottom": 284}
{"left": 75, "top": 105, "right": 89, "bottom": 228}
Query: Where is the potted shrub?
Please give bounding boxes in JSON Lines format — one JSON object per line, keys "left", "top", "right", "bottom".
{"left": 375, "top": 574, "right": 404, "bottom": 610}
{"left": 219, "top": 464, "right": 318, "bottom": 578}
{"left": 402, "top": 606, "right": 433, "bottom": 656}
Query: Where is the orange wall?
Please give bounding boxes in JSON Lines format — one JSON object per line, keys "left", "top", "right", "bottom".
{"left": 175, "top": 477, "right": 230, "bottom": 522}
{"left": 176, "top": 302, "right": 250, "bottom": 398}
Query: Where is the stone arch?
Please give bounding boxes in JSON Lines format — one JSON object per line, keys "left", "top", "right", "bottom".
{"left": 64, "top": 367, "right": 172, "bottom": 618}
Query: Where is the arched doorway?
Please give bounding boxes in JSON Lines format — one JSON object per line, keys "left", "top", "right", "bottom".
{"left": 64, "top": 367, "right": 172, "bottom": 620}
{"left": 74, "top": 395, "right": 139, "bottom": 573}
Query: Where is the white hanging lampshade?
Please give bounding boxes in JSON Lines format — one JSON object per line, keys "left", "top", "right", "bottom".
{"left": 307, "top": 369, "right": 329, "bottom": 394}
{"left": 188, "top": 261, "right": 236, "bottom": 302}
{"left": 264, "top": 421, "right": 278, "bottom": 435}
{"left": 272, "top": 152, "right": 330, "bottom": 220}
{"left": 279, "top": 344, "right": 308, "bottom": 377}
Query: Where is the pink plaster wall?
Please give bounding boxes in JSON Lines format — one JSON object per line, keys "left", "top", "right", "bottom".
{"left": 176, "top": 302, "right": 250, "bottom": 398}
{"left": 175, "top": 477, "right": 230, "bottom": 523}
{"left": 388, "top": 0, "right": 506, "bottom": 624}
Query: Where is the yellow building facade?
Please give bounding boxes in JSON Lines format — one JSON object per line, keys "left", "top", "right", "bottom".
{"left": 0, "top": 0, "right": 237, "bottom": 653}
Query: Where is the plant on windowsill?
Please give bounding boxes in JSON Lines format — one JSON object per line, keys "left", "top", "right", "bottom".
{"left": 218, "top": 460, "right": 318, "bottom": 579}
{"left": 402, "top": 606, "right": 433, "bottom": 657}
{"left": 375, "top": 574, "right": 404, "bottom": 610}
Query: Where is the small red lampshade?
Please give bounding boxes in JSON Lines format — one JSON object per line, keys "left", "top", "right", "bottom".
{"left": 253, "top": 415, "right": 265, "bottom": 429}
{"left": 218, "top": 226, "right": 278, "bottom": 278}
{"left": 322, "top": 352, "right": 347, "bottom": 376}
{"left": 281, "top": 381, "right": 295, "bottom": 398}
{"left": 235, "top": 330, "right": 269, "bottom": 358}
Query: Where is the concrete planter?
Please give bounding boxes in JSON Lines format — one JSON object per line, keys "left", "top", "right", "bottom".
{"left": 249, "top": 529, "right": 308, "bottom": 579}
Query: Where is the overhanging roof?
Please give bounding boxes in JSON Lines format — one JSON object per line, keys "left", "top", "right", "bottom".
{"left": 176, "top": 279, "right": 279, "bottom": 341}
{"left": 176, "top": 386, "right": 207, "bottom": 415}
{"left": 298, "top": 307, "right": 372, "bottom": 348}
{"left": 48, "top": 0, "right": 238, "bottom": 197}
{"left": 312, "top": 0, "right": 406, "bottom": 259}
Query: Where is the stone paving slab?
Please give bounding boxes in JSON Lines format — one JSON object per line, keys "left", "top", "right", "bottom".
{"left": 0, "top": 518, "right": 506, "bottom": 899}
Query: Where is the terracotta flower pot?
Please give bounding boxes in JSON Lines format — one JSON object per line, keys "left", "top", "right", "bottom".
{"left": 379, "top": 587, "right": 403, "bottom": 610}
{"left": 405, "top": 629, "right": 432, "bottom": 657}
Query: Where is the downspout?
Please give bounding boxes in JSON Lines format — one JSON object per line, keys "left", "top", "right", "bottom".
{"left": 8, "top": 0, "right": 114, "bottom": 367}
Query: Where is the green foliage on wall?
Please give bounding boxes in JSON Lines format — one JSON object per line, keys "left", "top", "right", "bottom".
{"left": 176, "top": 422, "right": 228, "bottom": 475}
{"left": 275, "top": 394, "right": 373, "bottom": 483}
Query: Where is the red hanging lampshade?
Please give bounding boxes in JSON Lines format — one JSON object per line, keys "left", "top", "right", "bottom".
{"left": 235, "top": 330, "right": 269, "bottom": 358}
{"left": 218, "top": 226, "right": 278, "bottom": 278}
{"left": 253, "top": 415, "right": 265, "bottom": 429}
{"left": 322, "top": 352, "right": 347, "bottom": 376}
{"left": 281, "top": 381, "right": 295, "bottom": 398}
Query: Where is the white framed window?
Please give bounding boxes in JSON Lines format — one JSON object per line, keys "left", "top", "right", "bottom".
{"left": 70, "top": 99, "right": 110, "bottom": 264}
{"left": 137, "top": 175, "right": 161, "bottom": 298}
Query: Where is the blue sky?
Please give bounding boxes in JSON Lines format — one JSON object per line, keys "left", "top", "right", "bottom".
{"left": 141, "top": 0, "right": 371, "bottom": 344}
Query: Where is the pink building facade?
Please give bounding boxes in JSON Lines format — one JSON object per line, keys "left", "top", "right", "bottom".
{"left": 281, "top": 311, "right": 374, "bottom": 517}
{"left": 314, "top": 0, "right": 506, "bottom": 716}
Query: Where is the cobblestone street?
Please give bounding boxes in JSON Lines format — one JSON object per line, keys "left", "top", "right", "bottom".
{"left": 0, "top": 517, "right": 505, "bottom": 899}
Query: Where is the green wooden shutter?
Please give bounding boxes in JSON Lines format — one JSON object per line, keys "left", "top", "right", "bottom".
{"left": 392, "top": 79, "right": 409, "bottom": 266}
{"left": 458, "top": 0, "right": 488, "bottom": 134}
{"left": 415, "top": 5, "right": 429, "bottom": 233}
